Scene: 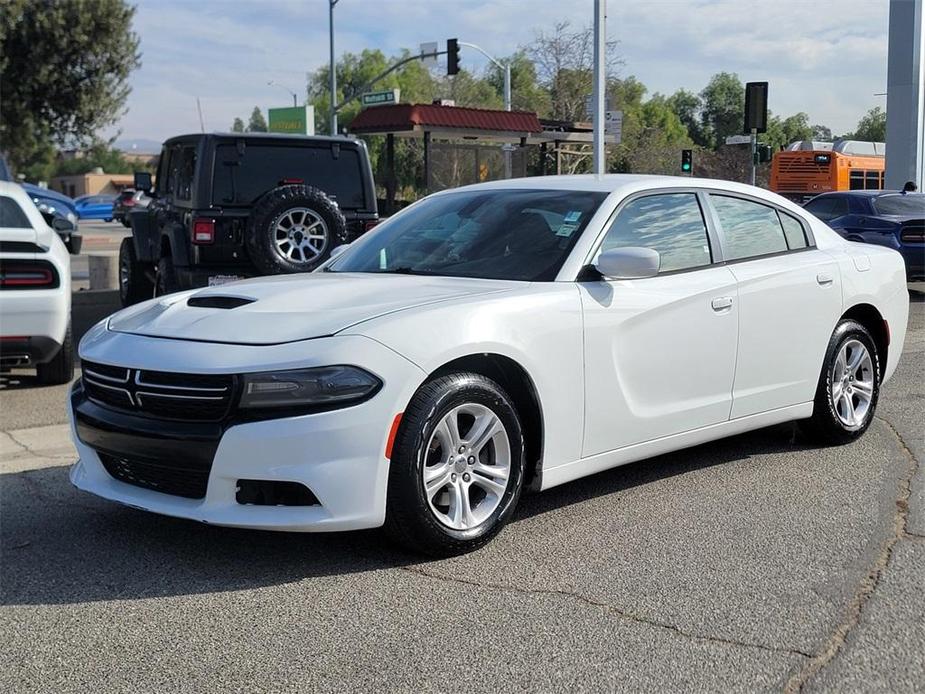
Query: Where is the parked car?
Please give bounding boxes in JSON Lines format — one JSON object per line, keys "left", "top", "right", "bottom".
{"left": 118, "top": 132, "right": 378, "bottom": 306}
{"left": 0, "top": 180, "right": 76, "bottom": 384}
{"left": 69, "top": 175, "right": 909, "bottom": 555}
{"left": 20, "top": 182, "right": 81, "bottom": 252}
{"left": 804, "top": 190, "right": 924, "bottom": 281}
{"left": 75, "top": 193, "right": 116, "bottom": 222}
{"left": 112, "top": 188, "right": 148, "bottom": 228}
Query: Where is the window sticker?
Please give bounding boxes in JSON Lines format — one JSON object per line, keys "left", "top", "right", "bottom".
{"left": 563, "top": 210, "right": 582, "bottom": 223}
{"left": 556, "top": 223, "right": 579, "bottom": 237}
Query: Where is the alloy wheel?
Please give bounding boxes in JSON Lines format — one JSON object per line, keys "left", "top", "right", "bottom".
{"left": 272, "top": 207, "right": 328, "bottom": 265}
{"left": 831, "top": 339, "right": 874, "bottom": 428}
{"left": 422, "top": 404, "right": 512, "bottom": 530}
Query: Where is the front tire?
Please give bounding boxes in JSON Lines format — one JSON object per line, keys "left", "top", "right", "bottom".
{"left": 384, "top": 372, "right": 525, "bottom": 556}
{"left": 801, "top": 319, "right": 880, "bottom": 444}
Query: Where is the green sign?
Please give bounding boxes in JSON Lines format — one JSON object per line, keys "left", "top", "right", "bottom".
{"left": 268, "top": 106, "right": 309, "bottom": 134}
{"left": 361, "top": 89, "right": 400, "bottom": 107}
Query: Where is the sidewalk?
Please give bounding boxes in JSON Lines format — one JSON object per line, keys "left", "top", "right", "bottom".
{"left": 0, "top": 424, "right": 75, "bottom": 474}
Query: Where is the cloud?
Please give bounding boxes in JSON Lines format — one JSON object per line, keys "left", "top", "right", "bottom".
{"left": 107, "top": 0, "right": 889, "bottom": 143}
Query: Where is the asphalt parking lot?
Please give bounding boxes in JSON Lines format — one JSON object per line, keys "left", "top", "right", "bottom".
{"left": 1, "top": 281, "right": 922, "bottom": 692}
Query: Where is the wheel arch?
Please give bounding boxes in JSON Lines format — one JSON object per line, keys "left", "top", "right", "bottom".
{"left": 428, "top": 353, "right": 545, "bottom": 489}
{"left": 841, "top": 303, "right": 889, "bottom": 378}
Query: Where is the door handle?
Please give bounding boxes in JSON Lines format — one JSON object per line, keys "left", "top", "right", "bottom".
{"left": 816, "top": 273, "right": 834, "bottom": 286}
{"left": 711, "top": 296, "right": 734, "bottom": 311}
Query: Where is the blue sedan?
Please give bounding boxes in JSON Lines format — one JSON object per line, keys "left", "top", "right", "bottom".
{"left": 805, "top": 191, "right": 924, "bottom": 281}
{"left": 75, "top": 194, "right": 116, "bottom": 222}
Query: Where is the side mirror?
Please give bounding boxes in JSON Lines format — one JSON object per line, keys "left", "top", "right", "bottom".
{"left": 52, "top": 215, "right": 76, "bottom": 233}
{"left": 65, "top": 234, "right": 82, "bottom": 255}
{"left": 133, "top": 170, "right": 153, "bottom": 193}
{"left": 594, "top": 247, "right": 660, "bottom": 280}
{"left": 329, "top": 244, "right": 350, "bottom": 260}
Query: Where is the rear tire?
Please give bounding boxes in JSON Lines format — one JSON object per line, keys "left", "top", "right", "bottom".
{"left": 246, "top": 185, "right": 346, "bottom": 275}
{"left": 36, "top": 324, "right": 74, "bottom": 386}
{"left": 800, "top": 319, "right": 880, "bottom": 444}
{"left": 384, "top": 372, "right": 525, "bottom": 556}
{"left": 119, "top": 238, "right": 154, "bottom": 306}
{"left": 154, "top": 256, "right": 180, "bottom": 297}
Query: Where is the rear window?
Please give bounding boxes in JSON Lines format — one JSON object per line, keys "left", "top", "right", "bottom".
{"left": 873, "top": 194, "right": 924, "bottom": 216}
{"left": 212, "top": 144, "right": 367, "bottom": 209}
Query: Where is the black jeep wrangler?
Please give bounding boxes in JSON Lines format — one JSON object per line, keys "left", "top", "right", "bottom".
{"left": 119, "top": 133, "right": 378, "bottom": 304}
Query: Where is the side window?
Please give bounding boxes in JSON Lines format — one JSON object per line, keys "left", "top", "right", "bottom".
{"left": 710, "top": 195, "right": 788, "bottom": 261}
{"left": 599, "top": 193, "right": 712, "bottom": 273}
{"left": 865, "top": 170, "right": 880, "bottom": 190}
{"left": 778, "top": 212, "right": 808, "bottom": 249}
{"left": 805, "top": 198, "right": 835, "bottom": 221}
{"left": 0, "top": 196, "right": 32, "bottom": 228}
{"left": 155, "top": 147, "right": 171, "bottom": 195}
{"left": 830, "top": 198, "right": 850, "bottom": 218}
{"left": 175, "top": 146, "right": 197, "bottom": 201}
{"left": 849, "top": 170, "right": 864, "bottom": 190}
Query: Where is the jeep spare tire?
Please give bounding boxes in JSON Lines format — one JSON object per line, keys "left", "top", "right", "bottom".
{"left": 246, "top": 185, "right": 347, "bottom": 274}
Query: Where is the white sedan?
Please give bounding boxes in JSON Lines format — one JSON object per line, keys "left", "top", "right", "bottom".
{"left": 68, "top": 175, "right": 909, "bottom": 555}
{"left": 0, "top": 181, "right": 74, "bottom": 384}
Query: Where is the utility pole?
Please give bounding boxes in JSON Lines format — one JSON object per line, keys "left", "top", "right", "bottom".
{"left": 459, "top": 42, "right": 512, "bottom": 177}
{"left": 329, "top": 0, "right": 339, "bottom": 136}
{"left": 592, "top": 0, "right": 606, "bottom": 175}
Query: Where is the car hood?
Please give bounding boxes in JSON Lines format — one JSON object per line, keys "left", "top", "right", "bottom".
{"left": 108, "top": 272, "right": 518, "bottom": 345}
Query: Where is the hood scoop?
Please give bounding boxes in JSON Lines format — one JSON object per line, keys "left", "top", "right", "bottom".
{"left": 187, "top": 295, "right": 256, "bottom": 309}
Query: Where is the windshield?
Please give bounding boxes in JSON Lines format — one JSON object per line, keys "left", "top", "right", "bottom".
{"left": 327, "top": 189, "right": 607, "bottom": 281}
{"left": 873, "top": 194, "right": 925, "bottom": 216}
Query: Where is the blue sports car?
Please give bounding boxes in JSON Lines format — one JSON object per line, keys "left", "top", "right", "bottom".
{"left": 75, "top": 193, "right": 116, "bottom": 222}
{"left": 805, "top": 190, "right": 924, "bottom": 281}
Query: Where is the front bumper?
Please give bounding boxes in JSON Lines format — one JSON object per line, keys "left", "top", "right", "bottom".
{"left": 69, "top": 330, "right": 426, "bottom": 531}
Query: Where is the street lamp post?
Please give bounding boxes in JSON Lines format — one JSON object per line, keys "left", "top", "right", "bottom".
{"left": 592, "top": 0, "right": 606, "bottom": 175}
{"left": 267, "top": 81, "right": 297, "bottom": 106}
{"left": 329, "top": 0, "right": 340, "bottom": 136}
{"left": 459, "top": 42, "right": 512, "bottom": 177}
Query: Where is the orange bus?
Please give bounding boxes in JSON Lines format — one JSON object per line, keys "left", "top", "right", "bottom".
{"left": 770, "top": 140, "right": 885, "bottom": 202}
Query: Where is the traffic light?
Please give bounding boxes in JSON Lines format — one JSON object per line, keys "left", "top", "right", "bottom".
{"left": 447, "top": 38, "right": 460, "bottom": 76}
{"left": 757, "top": 144, "right": 772, "bottom": 163}
{"left": 681, "top": 149, "right": 693, "bottom": 173}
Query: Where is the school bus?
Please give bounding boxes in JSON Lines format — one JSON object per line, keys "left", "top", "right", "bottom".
{"left": 769, "top": 140, "right": 885, "bottom": 202}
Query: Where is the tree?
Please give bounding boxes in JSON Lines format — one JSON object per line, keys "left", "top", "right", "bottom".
{"left": 526, "top": 21, "right": 621, "bottom": 121}
{"left": 486, "top": 51, "right": 551, "bottom": 115}
{"left": 247, "top": 107, "right": 268, "bottom": 132}
{"left": 0, "top": 0, "right": 140, "bottom": 171}
{"left": 231, "top": 117, "right": 245, "bottom": 133}
{"left": 811, "top": 124, "right": 833, "bottom": 141}
{"left": 667, "top": 89, "right": 708, "bottom": 147}
{"left": 699, "top": 72, "right": 745, "bottom": 149}
{"left": 55, "top": 142, "right": 134, "bottom": 176}
{"left": 763, "top": 111, "right": 813, "bottom": 151}
{"left": 844, "top": 107, "right": 886, "bottom": 142}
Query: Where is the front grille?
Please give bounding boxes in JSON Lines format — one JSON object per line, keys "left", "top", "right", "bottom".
{"left": 900, "top": 220, "right": 924, "bottom": 244}
{"left": 82, "top": 360, "right": 236, "bottom": 421}
{"left": 99, "top": 452, "right": 210, "bottom": 499}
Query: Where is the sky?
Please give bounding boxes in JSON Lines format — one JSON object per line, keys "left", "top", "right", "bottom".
{"left": 108, "top": 0, "right": 891, "bottom": 148}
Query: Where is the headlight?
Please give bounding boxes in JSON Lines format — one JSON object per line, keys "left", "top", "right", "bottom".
{"left": 239, "top": 365, "right": 381, "bottom": 409}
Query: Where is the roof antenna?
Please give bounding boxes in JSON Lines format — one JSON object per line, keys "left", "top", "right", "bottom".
{"left": 196, "top": 97, "right": 205, "bottom": 133}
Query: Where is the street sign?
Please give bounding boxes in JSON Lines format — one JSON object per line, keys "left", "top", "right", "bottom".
{"left": 604, "top": 110, "right": 623, "bottom": 143}
{"left": 725, "top": 134, "right": 752, "bottom": 145}
{"left": 420, "top": 42, "right": 438, "bottom": 66}
{"left": 268, "top": 105, "right": 314, "bottom": 135}
{"left": 585, "top": 94, "right": 613, "bottom": 120}
{"left": 361, "top": 89, "right": 401, "bottom": 107}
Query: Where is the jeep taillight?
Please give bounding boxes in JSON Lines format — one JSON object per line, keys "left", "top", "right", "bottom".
{"left": 364, "top": 220, "right": 380, "bottom": 232}
{"left": 192, "top": 218, "right": 215, "bottom": 244}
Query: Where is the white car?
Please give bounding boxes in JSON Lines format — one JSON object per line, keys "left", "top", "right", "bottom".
{"left": 68, "top": 175, "right": 909, "bottom": 555}
{"left": 0, "top": 181, "right": 74, "bottom": 384}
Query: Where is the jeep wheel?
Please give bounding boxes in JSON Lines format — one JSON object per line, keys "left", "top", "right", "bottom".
{"left": 246, "top": 185, "right": 346, "bottom": 275}
{"left": 119, "top": 238, "right": 154, "bottom": 306}
{"left": 154, "top": 256, "right": 180, "bottom": 297}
